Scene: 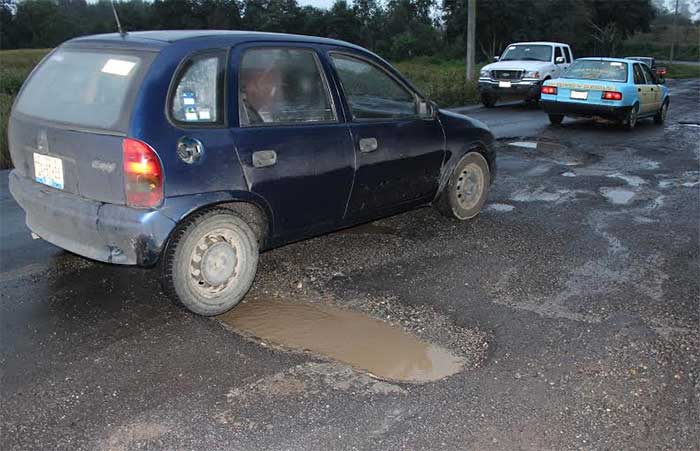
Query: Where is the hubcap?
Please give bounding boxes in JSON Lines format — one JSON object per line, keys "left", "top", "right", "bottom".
{"left": 455, "top": 163, "right": 484, "bottom": 210}
{"left": 189, "top": 229, "right": 239, "bottom": 298}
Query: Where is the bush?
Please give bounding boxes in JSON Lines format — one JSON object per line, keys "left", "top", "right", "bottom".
{"left": 0, "top": 94, "right": 14, "bottom": 169}
{"left": 394, "top": 59, "right": 480, "bottom": 107}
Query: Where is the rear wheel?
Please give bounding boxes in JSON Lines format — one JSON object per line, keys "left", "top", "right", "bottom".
{"left": 437, "top": 152, "right": 491, "bottom": 220}
{"left": 654, "top": 99, "right": 669, "bottom": 125}
{"left": 623, "top": 104, "right": 639, "bottom": 131}
{"left": 548, "top": 114, "right": 564, "bottom": 125}
{"left": 481, "top": 93, "right": 496, "bottom": 108}
{"left": 161, "top": 209, "right": 259, "bottom": 316}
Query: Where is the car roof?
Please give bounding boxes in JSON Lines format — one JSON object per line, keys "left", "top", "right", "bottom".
{"left": 508, "top": 41, "right": 569, "bottom": 46}
{"left": 67, "top": 30, "right": 361, "bottom": 51}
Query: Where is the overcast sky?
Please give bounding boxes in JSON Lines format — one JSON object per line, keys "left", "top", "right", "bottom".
{"left": 298, "top": 0, "right": 335, "bottom": 9}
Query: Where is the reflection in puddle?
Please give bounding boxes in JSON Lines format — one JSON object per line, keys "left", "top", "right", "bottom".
{"left": 218, "top": 298, "right": 465, "bottom": 383}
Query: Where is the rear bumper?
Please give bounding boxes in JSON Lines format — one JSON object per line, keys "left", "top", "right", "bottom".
{"left": 478, "top": 80, "right": 542, "bottom": 99}
{"left": 9, "top": 170, "right": 175, "bottom": 266}
{"left": 541, "top": 100, "right": 632, "bottom": 120}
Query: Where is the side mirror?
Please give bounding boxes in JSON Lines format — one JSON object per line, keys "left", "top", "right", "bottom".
{"left": 493, "top": 55, "right": 500, "bottom": 62}
{"left": 555, "top": 56, "right": 565, "bottom": 64}
{"left": 418, "top": 99, "right": 437, "bottom": 119}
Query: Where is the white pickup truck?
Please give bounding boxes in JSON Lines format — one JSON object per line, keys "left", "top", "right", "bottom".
{"left": 478, "top": 41, "right": 573, "bottom": 107}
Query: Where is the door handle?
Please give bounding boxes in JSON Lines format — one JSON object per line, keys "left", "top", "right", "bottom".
{"left": 252, "top": 150, "right": 277, "bottom": 168}
{"left": 359, "top": 137, "right": 378, "bottom": 153}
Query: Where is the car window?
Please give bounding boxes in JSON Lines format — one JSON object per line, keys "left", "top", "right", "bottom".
{"left": 563, "top": 60, "right": 628, "bottom": 82}
{"left": 330, "top": 54, "right": 416, "bottom": 120}
{"left": 633, "top": 63, "right": 646, "bottom": 85}
{"left": 15, "top": 49, "right": 152, "bottom": 131}
{"left": 554, "top": 47, "right": 563, "bottom": 62}
{"left": 500, "top": 44, "right": 552, "bottom": 62}
{"left": 563, "top": 47, "right": 572, "bottom": 63}
{"left": 238, "top": 48, "right": 336, "bottom": 127}
{"left": 171, "top": 53, "right": 225, "bottom": 125}
{"left": 641, "top": 64, "right": 657, "bottom": 84}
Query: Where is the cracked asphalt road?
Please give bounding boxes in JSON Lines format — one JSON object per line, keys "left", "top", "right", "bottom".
{"left": 1, "top": 79, "right": 698, "bottom": 451}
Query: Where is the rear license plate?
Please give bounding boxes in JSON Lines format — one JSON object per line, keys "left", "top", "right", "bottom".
{"left": 34, "top": 153, "right": 64, "bottom": 190}
{"left": 570, "top": 90, "right": 588, "bottom": 100}
{"left": 499, "top": 81, "right": 512, "bottom": 88}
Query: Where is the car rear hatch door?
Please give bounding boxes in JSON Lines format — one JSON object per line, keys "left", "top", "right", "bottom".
{"left": 9, "top": 47, "right": 155, "bottom": 205}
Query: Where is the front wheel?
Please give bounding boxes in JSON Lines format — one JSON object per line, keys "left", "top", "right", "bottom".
{"left": 654, "top": 99, "right": 669, "bottom": 125}
{"left": 481, "top": 93, "right": 496, "bottom": 108}
{"left": 436, "top": 152, "right": 491, "bottom": 220}
{"left": 161, "top": 209, "right": 259, "bottom": 316}
{"left": 548, "top": 114, "right": 564, "bottom": 125}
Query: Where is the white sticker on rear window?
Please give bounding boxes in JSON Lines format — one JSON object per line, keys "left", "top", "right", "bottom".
{"left": 101, "top": 59, "right": 136, "bottom": 76}
{"left": 509, "top": 46, "right": 516, "bottom": 50}
{"left": 198, "top": 109, "right": 211, "bottom": 120}
{"left": 610, "top": 62, "right": 623, "bottom": 67}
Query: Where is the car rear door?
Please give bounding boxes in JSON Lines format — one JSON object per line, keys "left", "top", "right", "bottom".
{"left": 230, "top": 43, "right": 355, "bottom": 237}
{"left": 640, "top": 63, "right": 662, "bottom": 111}
{"left": 632, "top": 63, "right": 654, "bottom": 114}
{"left": 327, "top": 51, "right": 444, "bottom": 218}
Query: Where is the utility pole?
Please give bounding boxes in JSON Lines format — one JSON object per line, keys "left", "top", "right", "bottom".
{"left": 669, "top": 0, "right": 679, "bottom": 63}
{"left": 466, "top": 0, "right": 476, "bottom": 81}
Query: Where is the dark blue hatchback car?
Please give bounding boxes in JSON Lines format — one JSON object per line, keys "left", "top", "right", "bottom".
{"left": 9, "top": 30, "right": 496, "bottom": 315}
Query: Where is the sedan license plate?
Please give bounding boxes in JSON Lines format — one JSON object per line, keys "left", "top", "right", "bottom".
{"left": 570, "top": 90, "right": 588, "bottom": 100}
{"left": 34, "top": 153, "right": 64, "bottom": 190}
{"left": 498, "top": 81, "right": 512, "bottom": 88}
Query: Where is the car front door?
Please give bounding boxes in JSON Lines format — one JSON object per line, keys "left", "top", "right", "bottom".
{"left": 633, "top": 63, "right": 653, "bottom": 114}
{"left": 328, "top": 52, "right": 444, "bottom": 218}
{"left": 231, "top": 44, "right": 355, "bottom": 238}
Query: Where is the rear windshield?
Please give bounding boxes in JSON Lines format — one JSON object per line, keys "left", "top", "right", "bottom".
{"left": 563, "top": 60, "right": 628, "bottom": 82}
{"left": 14, "top": 48, "right": 151, "bottom": 131}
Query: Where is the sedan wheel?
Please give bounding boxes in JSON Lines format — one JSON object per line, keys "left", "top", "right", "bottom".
{"left": 654, "top": 100, "right": 669, "bottom": 125}
{"left": 437, "top": 152, "right": 491, "bottom": 220}
{"left": 624, "top": 104, "right": 639, "bottom": 131}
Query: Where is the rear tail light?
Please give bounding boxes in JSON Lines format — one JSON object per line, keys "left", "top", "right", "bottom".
{"left": 656, "top": 67, "right": 667, "bottom": 76}
{"left": 123, "top": 138, "right": 163, "bottom": 208}
{"left": 541, "top": 85, "right": 557, "bottom": 95}
{"left": 602, "top": 91, "right": 622, "bottom": 101}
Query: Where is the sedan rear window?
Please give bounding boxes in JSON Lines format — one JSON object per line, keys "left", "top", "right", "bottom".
{"left": 14, "top": 49, "right": 150, "bottom": 131}
{"left": 563, "top": 60, "right": 628, "bottom": 82}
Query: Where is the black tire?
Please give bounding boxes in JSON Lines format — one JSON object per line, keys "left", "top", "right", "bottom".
{"left": 161, "top": 209, "right": 259, "bottom": 316}
{"left": 481, "top": 93, "right": 496, "bottom": 108}
{"left": 623, "top": 103, "right": 639, "bottom": 131}
{"left": 654, "top": 99, "right": 669, "bottom": 125}
{"left": 436, "top": 151, "right": 491, "bottom": 220}
{"left": 548, "top": 114, "right": 564, "bottom": 125}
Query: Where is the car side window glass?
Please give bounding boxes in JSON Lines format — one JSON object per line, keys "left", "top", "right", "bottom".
{"left": 554, "top": 47, "right": 563, "bottom": 62}
{"left": 330, "top": 54, "right": 416, "bottom": 120}
{"left": 564, "top": 47, "right": 572, "bottom": 63}
{"left": 171, "top": 54, "right": 224, "bottom": 125}
{"left": 641, "top": 64, "right": 656, "bottom": 84}
{"left": 633, "top": 64, "right": 646, "bottom": 85}
{"left": 238, "top": 48, "right": 336, "bottom": 126}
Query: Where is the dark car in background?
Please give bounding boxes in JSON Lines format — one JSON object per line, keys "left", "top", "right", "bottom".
{"left": 8, "top": 31, "right": 496, "bottom": 316}
{"left": 626, "top": 56, "right": 667, "bottom": 81}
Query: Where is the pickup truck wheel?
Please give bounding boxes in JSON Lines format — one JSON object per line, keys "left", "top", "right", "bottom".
{"left": 654, "top": 99, "right": 669, "bottom": 125}
{"left": 481, "top": 93, "right": 496, "bottom": 108}
{"left": 161, "top": 209, "right": 259, "bottom": 316}
{"left": 548, "top": 114, "right": 564, "bottom": 125}
{"left": 437, "top": 152, "right": 490, "bottom": 220}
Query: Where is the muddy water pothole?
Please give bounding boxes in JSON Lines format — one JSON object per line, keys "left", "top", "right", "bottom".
{"left": 218, "top": 297, "right": 465, "bottom": 383}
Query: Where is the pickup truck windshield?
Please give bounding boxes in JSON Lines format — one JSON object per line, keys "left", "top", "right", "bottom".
{"left": 500, "top": 45, "right": 552, "bottom": 62}
{"left": 14, "top": 48, "right": 151, "bottom": 131}
{"left": 563, "top": 60, "right": 628, "bottom": 82}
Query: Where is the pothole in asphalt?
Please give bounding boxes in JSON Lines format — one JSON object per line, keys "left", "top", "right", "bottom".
{"left": 218, "top": 297, "right": 466, "bottom": 383}
{"left": 600, "top": 187, "right": 636, "bottom": 205}
{"left": 503, "top": 139, "right": 602, "bottom": 166}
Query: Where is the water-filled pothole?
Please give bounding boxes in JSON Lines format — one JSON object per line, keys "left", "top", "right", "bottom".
{"left": 218, "top": 297, "right": 465, "bottom": 383}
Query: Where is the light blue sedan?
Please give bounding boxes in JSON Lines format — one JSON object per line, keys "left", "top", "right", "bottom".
{"left": 540, "top": 57, "right": 670, "bottom": 130}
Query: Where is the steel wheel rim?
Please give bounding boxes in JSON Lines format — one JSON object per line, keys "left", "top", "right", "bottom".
{"left": 630, "top": 108, "right": 638, "bottom": 127}
{"left": 662, "top": 102, "right": 668, "bottom": 120}
{"left": 455, "top": 163, "right": 484, "bottom": 210}
{"left": 189, "top": 228, "right": 240, "bottom": 299}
